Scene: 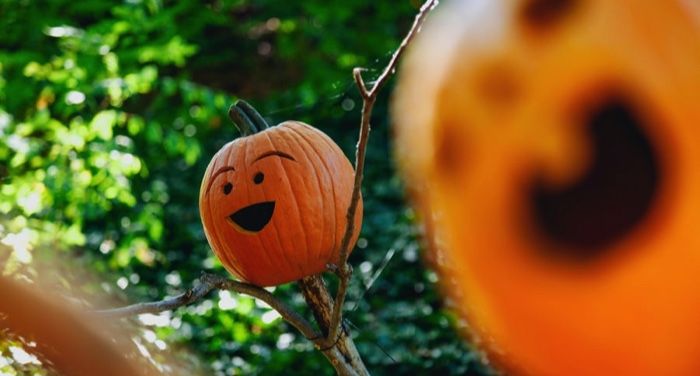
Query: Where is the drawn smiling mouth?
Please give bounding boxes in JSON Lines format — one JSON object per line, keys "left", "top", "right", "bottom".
{"left": 228, "top": 201, "right": 276, "bottom": 233}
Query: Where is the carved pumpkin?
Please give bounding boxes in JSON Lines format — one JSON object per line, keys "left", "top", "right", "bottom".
{"left": 199, "top": 101, "right": 362, "bottom": 286}
{"left": 393, "top": 0, "right": 700, "bottom": 375}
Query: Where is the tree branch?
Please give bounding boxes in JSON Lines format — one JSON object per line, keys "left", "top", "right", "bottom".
{"left": 325, "top": 0, "right": 439, "bottom": 349}
{"left": 298, "top": 276, "right": 368, "bottom": 376}
{"left": 99, "top": 273, "right": 321, "bottom": 343}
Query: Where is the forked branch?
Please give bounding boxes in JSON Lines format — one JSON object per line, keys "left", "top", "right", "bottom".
{"left": 325, "top": 0, "right": 439, "bottom": 351}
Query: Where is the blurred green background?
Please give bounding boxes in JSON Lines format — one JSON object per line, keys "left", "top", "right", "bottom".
{"left": 0, "top": 0, "right": 493, "bottom": 374}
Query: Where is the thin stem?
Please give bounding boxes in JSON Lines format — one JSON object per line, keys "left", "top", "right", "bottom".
{"left": 228, "top": 103, "right": 258, "bottom": 136}
{"left": 326, "top": 0, "right": 439, "bottom": 350}
{"left": 236, "top": 100, "right": 271, "bottom": 131}
{"left": 353, "top": 68, "right": 370, "bottom": 100}
{"left": 369, "top": 0, "right": 439, "bottom": 98}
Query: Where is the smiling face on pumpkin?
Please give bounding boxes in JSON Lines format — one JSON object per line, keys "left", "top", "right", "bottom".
{"left": 205, "top": 149, "right": 296, "bottom": 234}
{"left": 199, "top": 120, "right": 362, "bottom": 287}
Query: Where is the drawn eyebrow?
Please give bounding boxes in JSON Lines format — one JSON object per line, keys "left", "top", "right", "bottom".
{"left": 206, "top": 166, "right": 235, "bottom": 194}
{"left": 253, "top": 150, "right": 296, "bottom": 163}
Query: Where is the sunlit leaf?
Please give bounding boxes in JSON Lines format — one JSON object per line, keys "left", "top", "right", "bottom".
{"left": 89, "top": 110, "right": 116, "bottom": 140}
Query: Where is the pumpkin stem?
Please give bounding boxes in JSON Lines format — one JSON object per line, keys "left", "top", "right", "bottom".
{"left": 228, "top": 103, "right": 258, "bottom": 136}
{"left": 235, "top": 100, "right": 271, "bottom": 131}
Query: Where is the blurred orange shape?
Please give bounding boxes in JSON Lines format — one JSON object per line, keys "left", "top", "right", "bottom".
{"left": 393, "top": 0, "right": 700, "bottom": 375}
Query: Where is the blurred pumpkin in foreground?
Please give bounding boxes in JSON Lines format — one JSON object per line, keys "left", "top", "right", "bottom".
{"left": 199, "top": 101, "right": 362, "bottom": 286}
{"left": 393, "top": 0, "right": 700, "bottom": 375}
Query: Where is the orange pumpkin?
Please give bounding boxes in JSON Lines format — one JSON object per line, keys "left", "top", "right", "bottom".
{"left": 393, "top": 0, "right": 700, "bottom": 375}
{"left": 199, "top": 100, "right": 362, "bottom": 286}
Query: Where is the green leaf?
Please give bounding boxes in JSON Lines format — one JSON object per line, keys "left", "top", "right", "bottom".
{"left": 63, "top": 223, "right": 86, "bottom": 246}
{"left": 89, "top": 110, "right": 116, "bottom": 140}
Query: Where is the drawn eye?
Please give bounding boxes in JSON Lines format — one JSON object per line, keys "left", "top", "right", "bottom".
{"left": 223, "top": 182, "right": 233, "bottom": 195}
{"left": 253, "top": 172, "right": 264, "bottom": 185}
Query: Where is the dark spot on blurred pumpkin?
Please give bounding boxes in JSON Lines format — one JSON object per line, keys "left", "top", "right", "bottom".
{"left": 530, "top": 95, "right": 660, "bottom": 259}
{"left": 434, "top": 122, "right": 465, "bottom": 179}
{"left": 520, "top": 0, "right": 578, "bottom": 30}
{"left": 475, "top": 63, "right": 521, "bottom": 107}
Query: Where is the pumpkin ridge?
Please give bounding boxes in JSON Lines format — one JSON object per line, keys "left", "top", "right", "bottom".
{"left": 206, "top": 180, "right": 247, "bottom": 281}
{"left": 285, "top": 124, "right": 340, "bottom": 259}
{"left": 273, "top": 126, "right": 317, "bottom": 268}
{"left": 278, "top": 127, "right": 318, "bottom": 274}
{"left": 206, "top": 147, "right": 247, "bottom": 280}
{"left": 323, "top": 136, "right": 359, "bottom": 255}
{"left": 293, "top": 123, "right": 351, "bottom": 254}
{"left": 242, "top": 138, "right": 284, "bottom": 283}
{"left": 241, "top": 139, "right": 283, "bottom": 281}
{"left": 223, "top": 140, "right": 260, "bottom": 282}
{"left": 281, "top": 124, "right": 330, "bottom": 267}
{"left": 290, "top": 121, "right": 363, "bottom": 264}
{"left": 259, "top": 131, "right": 306, "bottom": 280}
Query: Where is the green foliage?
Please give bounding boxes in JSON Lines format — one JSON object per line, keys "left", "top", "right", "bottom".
{"left": 0, "top": 0, "right": 494, "bottom": 374}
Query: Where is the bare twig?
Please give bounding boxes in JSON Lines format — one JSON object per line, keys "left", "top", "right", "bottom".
{"left": 99, "top": 273, "right": 321, "bottom": 342}
{"left": 325, "top": 0, "right": 439, "bottom": 349}
{"left": 98, "top": 274, "right": 218, "bottom": 318}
